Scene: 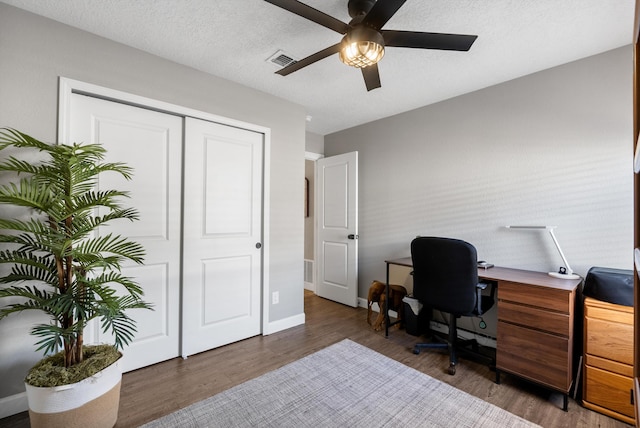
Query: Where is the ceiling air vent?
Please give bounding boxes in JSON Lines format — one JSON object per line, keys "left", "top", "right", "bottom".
{"left": 267, "top": 50, "right": 298, "bottom": 68}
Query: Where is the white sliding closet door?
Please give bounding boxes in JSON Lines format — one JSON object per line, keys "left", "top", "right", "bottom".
{"left": 182, "top": 117, "right": 263, "bottom": 357}
{"left": 66, "top": 87, "right": 265, "bottom": 368}
{"left": 69, "top": 94, "right": 183, "bottom": 372}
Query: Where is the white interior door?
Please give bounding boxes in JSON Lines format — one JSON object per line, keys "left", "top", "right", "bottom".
{"left": 69, "top": 94, "right": 183, "bottom": 372}
{"left": 316, "top": 152, "right": 358, "bottom": 307}
{"left": 182, "top": 117, "right": 263, "bottom": 357}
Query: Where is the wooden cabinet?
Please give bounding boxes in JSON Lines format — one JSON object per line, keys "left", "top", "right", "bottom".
{"left": 583, "top": 297, "right": 635, "bottom": 425}
{"left": 491, "top": 271, "right": 579, "bottom": 410}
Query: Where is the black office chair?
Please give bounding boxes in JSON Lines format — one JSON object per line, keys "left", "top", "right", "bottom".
{"left": 411, "top": 236, "right": 494, "bottom": 375}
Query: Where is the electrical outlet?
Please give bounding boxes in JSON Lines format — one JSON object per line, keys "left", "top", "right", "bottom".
{"left": 272, "top": 291, "right": 279, "bottom": 305}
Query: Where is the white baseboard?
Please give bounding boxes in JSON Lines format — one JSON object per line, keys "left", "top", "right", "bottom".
{"left": 303, "top": 281, "right": 314, "bottom": 291}
{"left": 0, "top": 391, "right": 28, "bottom": 418}
{"left": 360, "top": 297, "right": 496, "bottom": 348}
{"left": 358, "top": 297, "right": 398, "bottom": 318}
{"left": 263, "top": 312, "right": 305, "bottom": 335}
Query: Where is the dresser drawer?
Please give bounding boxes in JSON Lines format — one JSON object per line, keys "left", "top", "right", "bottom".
{"left": 499, "top": 281, "right": 570, "bottom": 313}
{"left": 584, "top": 365, "right": 635, "bottom": 419}
{"left": 585, "top": 316, "right": 633, "bottom": 366}
{"left": 585, "top": 354, "right": 633, "bottom": 378}
{"left": 499, "top": 301, "right": 569, "bottom": 337}
{"left": 585, "top": 298, "right": 634, "bottom": 324}
{"left": 497, "top": 321, "right": 571, "bottom": 392}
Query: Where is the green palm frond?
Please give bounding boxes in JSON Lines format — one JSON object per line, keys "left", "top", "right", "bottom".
{"left": 0, "top": 128, "right": 151, "bottom": 367}
{"left": 98, "top": 295, "right": 150, "bottom": 349}
{"left": 0, "top": 128, "right": 51, "bottom": 151}
{"left": 69, "top": 208, "right": 140, "bottom": 238}
{"left": 66, "top": 190, "right": 134, "bottom": 218}
{"left": 0, "top": 231, "right": 66, "bottom": 256}
{"left": 89, "top": 272, "right": 148, "bottom": 299}
{"left": 74, "top": 234, "right": 145, "bottom": 266}
{"left": 0, "top": 265, "right": 58, "bottom": 288}
{"left": 0, "top": 217, "right": 50, "bottom": 235}
{"left": 0, "top": 250, "right": 57, "bottom": 276}
{"left": 0, "top": 285, "right": 59, "bottom": 319}
{"left": 0, "top": 157, "right": 46, "bottom": 176}
{"left": 0, "top": 179, "right": 54, "bottom": 212}
{"left": 32, "top": 324, "right": 73, "bottom": 355}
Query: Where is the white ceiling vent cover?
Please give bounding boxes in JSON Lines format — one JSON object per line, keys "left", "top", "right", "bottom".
{"left": 267, "top": 50, "right": 298, "bottom": 68}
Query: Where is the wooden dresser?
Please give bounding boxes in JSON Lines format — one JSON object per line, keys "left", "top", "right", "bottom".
{"left": 487, "top": 268, "right": 581, "bottom": 411}
{"left": 582, "top": 297, "right": 635, "bottom": 425}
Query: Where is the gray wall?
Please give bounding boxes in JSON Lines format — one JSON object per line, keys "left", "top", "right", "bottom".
{"left": 305, "top": 131, "right": 324, "bottom": 155}
{"left": 325, "top": 46, "right": 633, "bottom": 314}
{"left": 0, "top": 3, "right": 305, "bottom": 406}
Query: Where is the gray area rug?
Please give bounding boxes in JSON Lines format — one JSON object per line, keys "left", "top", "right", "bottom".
{"left": 142, "top": 339, "right": 540, "bottom": 427}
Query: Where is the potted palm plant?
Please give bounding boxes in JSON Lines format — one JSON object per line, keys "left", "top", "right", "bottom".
{"left": 0, "top": 128, "right": 151, "bottom": 427}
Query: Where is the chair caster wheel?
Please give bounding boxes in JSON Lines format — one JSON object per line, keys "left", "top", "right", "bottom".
{"left": 448, "top": 364, "right": 456, "bottom": 375}
{"left": 413, "top": 348, "right": 420, "bottom": 355}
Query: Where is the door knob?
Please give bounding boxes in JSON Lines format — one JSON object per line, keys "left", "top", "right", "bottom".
{"left": 347, "top": 234, "right": 358, "bottom": 240}
{"left": 255, "top": 242, "right": 262, "bottom": 249}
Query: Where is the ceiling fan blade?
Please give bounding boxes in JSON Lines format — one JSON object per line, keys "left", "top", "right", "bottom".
{"left": 362, "top": 0, "right": 407, "bottom": 30}
{"left": 276, "top": 43, "right": 342, "bottom": 76}
{"left": 383, "top": 30, "right": 478, "bottom": 51}
{"left": 264, "top": 0, "right": 349, "bottom": 34}
{"left": 361, "top": 64, "right": 381, "bottom": 91}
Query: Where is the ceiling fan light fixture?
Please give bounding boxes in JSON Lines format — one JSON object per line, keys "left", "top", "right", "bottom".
{"left": 339, "top": 27, "right": 385, "bottom": 68}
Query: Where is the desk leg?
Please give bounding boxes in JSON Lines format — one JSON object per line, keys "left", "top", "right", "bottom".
{"left": 385, "top": 262, "right": 390, "bottom": 337}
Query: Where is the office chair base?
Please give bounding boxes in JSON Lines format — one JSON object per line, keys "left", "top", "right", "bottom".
{"left": 413, "top": 332, "right": 495, "bottom": 376}
{"left": 413, "top": 342, "right": 447, "bottom": 355}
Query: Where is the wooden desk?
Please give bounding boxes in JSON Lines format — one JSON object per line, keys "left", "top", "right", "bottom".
{"left": 384, "top": 257, "right": 581, "bottom": 410}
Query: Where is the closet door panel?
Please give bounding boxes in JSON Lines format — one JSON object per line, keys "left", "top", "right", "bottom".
{"left": 69, "top": 94, "right": 183, "bottom": 371}
{"left": 182, "top": 117, "right": 263, "bottom": 357}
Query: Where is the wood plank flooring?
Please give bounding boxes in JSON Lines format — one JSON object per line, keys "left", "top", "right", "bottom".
{"left": 1, "top": 290, "right": 632, "bottom": 427}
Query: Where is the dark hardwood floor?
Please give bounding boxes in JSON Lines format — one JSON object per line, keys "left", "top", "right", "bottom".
{"left": 1, "top": 290, "right": 631, "bottom": 427}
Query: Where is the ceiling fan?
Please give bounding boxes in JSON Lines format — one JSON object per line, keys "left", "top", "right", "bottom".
{"left": 264, "top": 0, "right": 478, "bottom": 91}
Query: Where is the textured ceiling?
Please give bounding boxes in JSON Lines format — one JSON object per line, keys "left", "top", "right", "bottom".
{"left": 1, "top": 0, "right": 635, "bottom": 135}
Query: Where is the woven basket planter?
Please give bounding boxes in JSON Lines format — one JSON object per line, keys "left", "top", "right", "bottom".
{"left": 25, "top": 359, "right": 122, "bottom": 428}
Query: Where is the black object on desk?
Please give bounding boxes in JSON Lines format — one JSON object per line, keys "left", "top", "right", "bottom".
{"left": 583, "top": 266, "right": 633, "bottom": 307}
{"left": 477, "top": 261, "right": 494, "bottom": 269}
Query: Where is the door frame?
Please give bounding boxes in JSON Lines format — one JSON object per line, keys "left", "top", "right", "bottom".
{"left": 57, "top": 77, "right": 272, "bottom": 340}
{"left": 304, "top": 151, "right": 323, "bottom": 293}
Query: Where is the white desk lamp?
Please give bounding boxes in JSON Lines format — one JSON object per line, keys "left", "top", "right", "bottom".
{"left": 506, "top": 225, "right": 580, "bottom": 280}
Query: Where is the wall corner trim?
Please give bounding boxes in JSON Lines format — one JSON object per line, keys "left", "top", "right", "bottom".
{"left": 263, "top": 313, "right": 305, "bottom": 335}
